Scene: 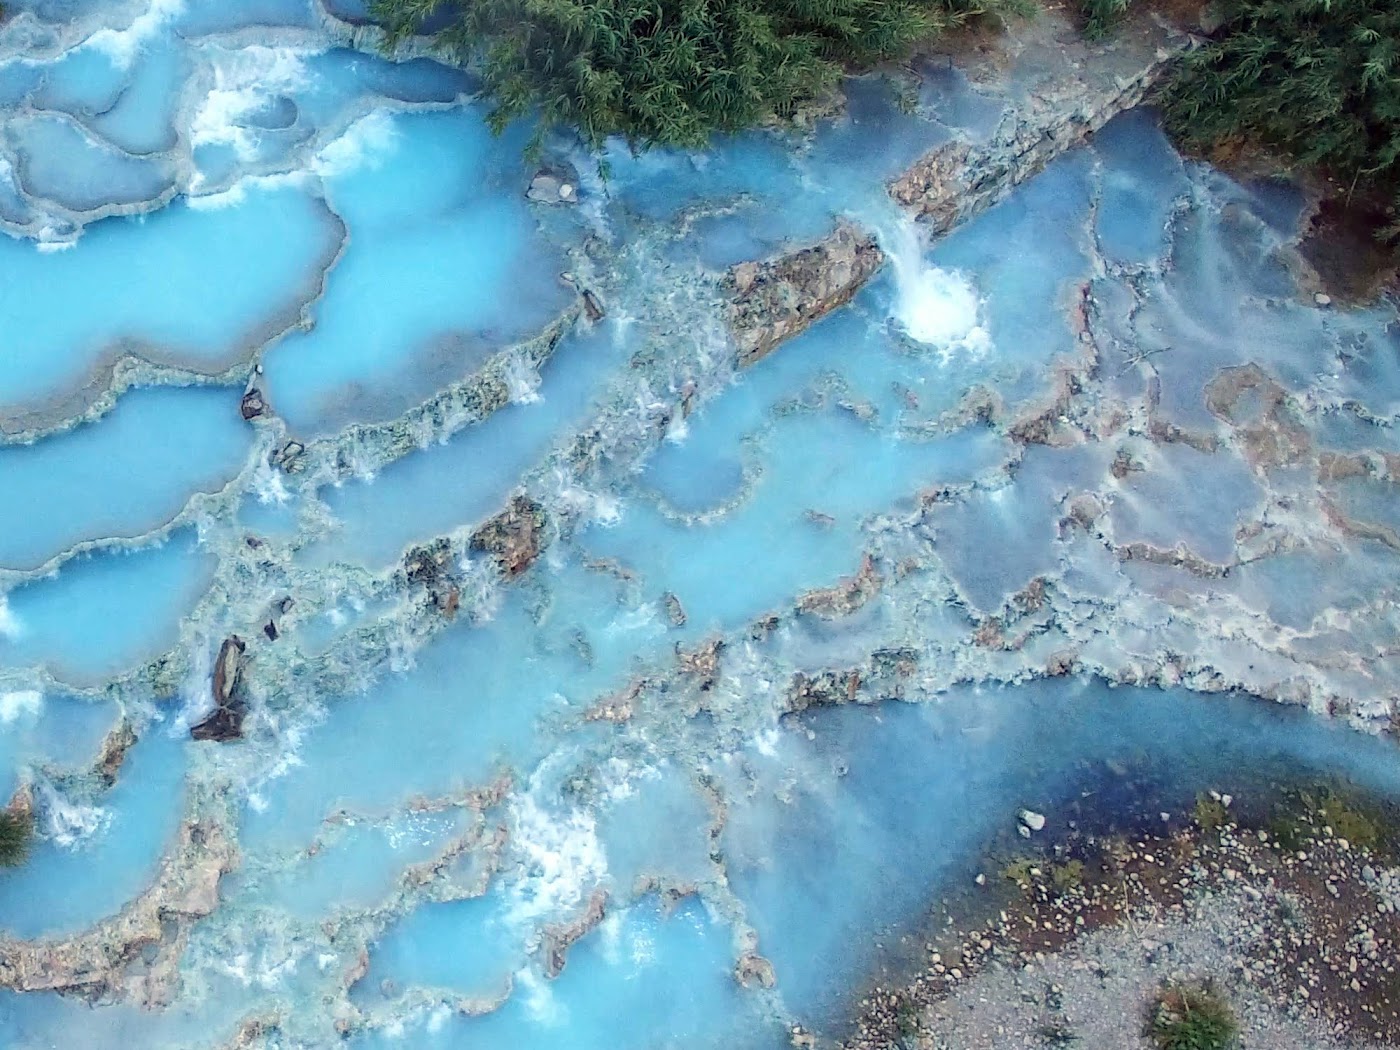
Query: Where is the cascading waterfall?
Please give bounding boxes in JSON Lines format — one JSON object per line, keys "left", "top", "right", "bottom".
{"left": 879, "top": 212, "right": 992, "bottom": 356}
{"left": 0, "top": 2, "right": 1397, "bottom": 1047}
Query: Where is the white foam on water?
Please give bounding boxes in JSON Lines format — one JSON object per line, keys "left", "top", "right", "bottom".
{"left": 36, "top": 778, "right": 109, "bottom": 848}
{"left": 502, "top": 353, "right": 543, "bottom": 405}
{"left": 753, "top": 725, "right": 782, "bottom": 758}
{"left": 547, "top": 466, "right": 623, "bottom": 527}
{"left": 603, "top": 603, "right": 664, "bottom": 640}
{"left": 84, "top": 0, "right": 186, "bottom": 69}
{"left": 165, "top": 641, "right": 213, "bottom": 736}
{"left": 0, "top": 597, "right": 24, "bottom": 641}
{"left": 0, "top": 689, "right": 42, "bottom": 724}
{"left": 313, "top": 111, "right": 399, "bottom": 178}
{"left": 425, "top": 1006, "right": 452, "bottom": 1033}
{"left": 514, "top": 966, "right": 564, "bottom": 1026}
{"left": 628, "top": 922, "right": 656, "bottom": 967}
{"left": 883, "top": 217, "right": 992, "bottom": 359}
{"left": 663, "top": 414, "right": 689, "bottom": 444}
{"left": 185, "top": 171, "right": 306, "bottom": 210}
{"left": 252, "top": 462, "right": 291, "bottom": 504}
{"left": 597, "top": 905, "right": 655, "bottom": 968}
{"left": 190, "top": 45, "right": 310, "bottom": 160}
{"left": 504, "top": 789, "right": 608, "bottom": 930}
{"left": 455, "top": 557, "right": 503, "bottom": 622}
{"left": 597, "top": 756, "right": 662, "bottom": 802}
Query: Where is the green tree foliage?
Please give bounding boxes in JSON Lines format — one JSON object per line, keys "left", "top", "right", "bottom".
{"left": 372, "top": 0, "right": 1022, "bottom": 150}
{"left": 1165, "top": 0, "right": 1400, "bottom": 238}
{"left": 0, "top": 810, "right": 33, "bottom": 868}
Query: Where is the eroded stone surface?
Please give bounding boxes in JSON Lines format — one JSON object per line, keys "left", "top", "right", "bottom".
{"left": 726, "top": 221, "right": 885, "bottom": 367}
{"left": 0, "top": 816, "right": 236, "bottom": 1003}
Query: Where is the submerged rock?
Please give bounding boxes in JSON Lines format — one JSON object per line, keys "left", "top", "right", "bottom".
{"left": 662, "top": 591, "right": 687, "bottom": 627}
{"left": 735, "top": 952, "right": 777, "bottom": 989}
{"left": 270, "top": 440, "right": 304, "bottom": 472}
{"left": 433, "top": 584, "right": 461, "bottom": 619}
{"left": 1204, "top": 363, "right": 1312, "bottom": 472}
{"left": 403, "top": 537, "right": 454, "bottom": 586}
{"left": 676, "top": 637, "right": 724, "bottom": 692}
{"left": 786, "top": 669, "right": 863, "bottom": 713}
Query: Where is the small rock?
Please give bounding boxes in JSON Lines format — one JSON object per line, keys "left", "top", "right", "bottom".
{"left": 240, "top": 388, "right": 268, "bottom": 421}
{"left": 526, "top": 164, "right": 581, "bottom": 205}
{"left": 271, "top": 439, "right": 304, "bottom": 472}
{"left": 1314, "top": 292, "right": 1332, "bottom": 306}
{"left": 1018, "top": 809, "right": 1047, "bottom": 833}
{"left": 662, "top": 592, "right": 687, "bottom": 627}
{"left": 581, "top": 288, "right": 606, "bottom": 323}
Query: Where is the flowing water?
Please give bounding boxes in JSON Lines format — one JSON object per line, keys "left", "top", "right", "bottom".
{"left": 1, "top": 3, "right": 1399, "bottom": 1047}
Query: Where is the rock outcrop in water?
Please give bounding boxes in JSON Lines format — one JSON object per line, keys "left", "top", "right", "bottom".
{"left": 190, "top": 637, "right": 248, "bottom": 743}
{"left": 3, "top": 1, "right": 1399, "bottom": 1045}
{"left": 726, "top": 221, "right": 885, "bottom": 367}
{"left": 725, "top": 14, "right": 1188, "bottom": 360}
{"left": 0, "top": 815, "right": 236, "bottom": 1003}
{"left": 469, "top": 494, "right": 549, "bottom": 577}
{"left": 889, "top": 22, "right": 1186, "bottom": 229}
{"left": 94, "top": 720, "right": 137, "bottom": 786}
{"left": 540, "top": 889, "right": 608, "bottom": 977}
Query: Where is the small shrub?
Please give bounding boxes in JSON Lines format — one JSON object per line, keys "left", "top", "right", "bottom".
{"left": 1037, "top": 1020, "right": 1080, "bottom": 1045}
{"left": 1079, "top": 0, "right": 1131, "bottom": 38}
{"left": 1267, "top": 784, "right": 1391, "bottom": 854}
{"left": 1193, "top": 793, "right": 1229, "bottom": 831}
{"left": 893, "top": 996, "right": 922, "bottom": 1039}
{"left": 0, "top": 810, "right": 33, "bottom": 868}
{"left": 1001, "top": 857, "right": 1038, "bottom": 886}
{"left": 1147, "top": 982, "right": 1239, "bottom": 1050}
{"left": 1050, "top": 858, "right": 1085, "bottom": 891}
{"left": 1312, "top": 786, "right": 1384, "bottom": 851}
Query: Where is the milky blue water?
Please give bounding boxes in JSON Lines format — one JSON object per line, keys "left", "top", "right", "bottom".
{"left": 0, "top": 3, "right": 1398, "bottom": 1048}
